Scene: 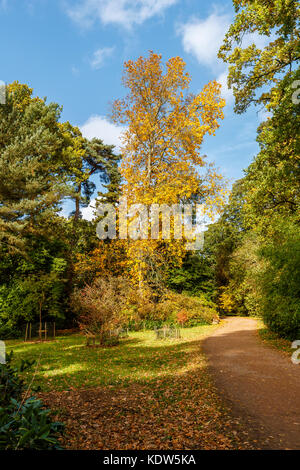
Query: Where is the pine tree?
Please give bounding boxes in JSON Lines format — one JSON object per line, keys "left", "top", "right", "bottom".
{"left": 0, "top": 82, "right": 69, "bottom": 252}
{"left": 60, "top": 123, "right": 121, "bottom": 220}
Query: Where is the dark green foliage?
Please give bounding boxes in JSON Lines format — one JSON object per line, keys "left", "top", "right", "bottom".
{"left": 167, "top": 253, "right": 216, "bottom": 299}
{"left": 0, "top": 351, "right": 34, "bottom": 407}
{"left": 202, "top": 180, "right": 247, "bottom": 307}
{"left": 242, "top": 69, "right": 300, "bottom": 231}
{"left": 0, "top": 397, "right": 64, "bottom": 450}
{"left": 0, "top": 236, "right": 68, "bottom": 336}
{"left": 259, "top": 221, "right": 300, "bottom": 340}
{"left": 0, "top": 82, "right": 68, "bottom": 252}
{"left": 89, "top": 138, "right": 121, "bottom": 206}
{"left": 0, "top": 352, "right": 64, "bottom": 450}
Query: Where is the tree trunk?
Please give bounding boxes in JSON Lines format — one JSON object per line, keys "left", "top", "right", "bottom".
{"left": 74, "top": 183, "right": 82, "bottom": 221}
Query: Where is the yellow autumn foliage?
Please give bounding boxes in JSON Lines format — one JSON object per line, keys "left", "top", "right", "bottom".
{"left": 111, "top": 52, "right": 227, "bottom": 288}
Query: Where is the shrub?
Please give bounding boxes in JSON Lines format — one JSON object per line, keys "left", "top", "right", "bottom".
{"left": 176, "top": 309, "right": 189, "bottom": 326}
{"left": 261, "top": 299, "right": 300, "bottom": 341}
{"left": 157, "top": 291, "right": 218, "bottom": 327}
{"left": 0, "top": 322, "right": 22, "bottom": 340}
{"left": 259, "top": 221, "right": 300, "bottom": 340}
{"left": 125, "top": 290, "right": 218, "bottom": 329}
{"left": 0, "top": 397, "right": 64, "bottom": 450}
{"left": 71, "top": 277, "right": 130, "bottom": 345}
{"left": 0, "top": 351, "right": 35, "bottom": 407}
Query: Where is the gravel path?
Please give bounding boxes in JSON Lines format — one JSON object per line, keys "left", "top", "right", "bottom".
{"left": 202, "top": 317, "right": 300, "bottom": 449}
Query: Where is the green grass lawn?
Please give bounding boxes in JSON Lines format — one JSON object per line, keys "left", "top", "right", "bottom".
{"left": 6, "top": 325, "right": 218, "bottom": 393}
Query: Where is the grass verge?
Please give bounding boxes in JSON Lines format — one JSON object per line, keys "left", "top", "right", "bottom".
{"left": 258, "top": 326, "right": 294, "bottom": 355}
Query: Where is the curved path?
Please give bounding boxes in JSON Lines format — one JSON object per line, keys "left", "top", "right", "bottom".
{"left": 202, "top": 317, "right": 300, "bottom": 449}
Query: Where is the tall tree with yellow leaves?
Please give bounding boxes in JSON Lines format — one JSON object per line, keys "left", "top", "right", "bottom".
{"left": 112, "top": 52, "right": 225, "bottom": 206}
{"left": 111, "top": 52, "right": 226, "bottom": 290}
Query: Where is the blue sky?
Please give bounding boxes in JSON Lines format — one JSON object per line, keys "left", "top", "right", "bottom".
{"left": 0, "top": 0, "right": 267, "bottom": 219}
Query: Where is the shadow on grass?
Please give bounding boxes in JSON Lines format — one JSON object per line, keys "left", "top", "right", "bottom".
{"left": 7, "top": 327, "right": 214, "bottom": 391}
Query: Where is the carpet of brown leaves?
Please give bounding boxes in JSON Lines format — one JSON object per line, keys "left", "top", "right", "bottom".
{"left": 39, "top": 345, "right": 252, "bottom": 450}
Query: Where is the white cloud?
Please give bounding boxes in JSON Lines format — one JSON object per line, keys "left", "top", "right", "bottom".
{"left": 66, "top": 0, "right": 177, "bottom": 29}
{"left": 90, "top": 46, "right": 114, "bottom": 70}
{"left": 180, "top": 14, "right": 233, "bottom": 106}
{"left": 216, "top": 70, "right": 233, "bottom": 103}
{"left": 80, "top": 115, "right": 126, "bottom": 150}
{"left": 180, "top": 12, "right": 271, "bottom": 69}
{"left": 180, "top": 13, "right": 230, "bottom": 70}
{"left": 180, "top": 12, "right": 272, "bottom": 107}
{"left": 81, "top": 198, "right": 97, "bottom": 221}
